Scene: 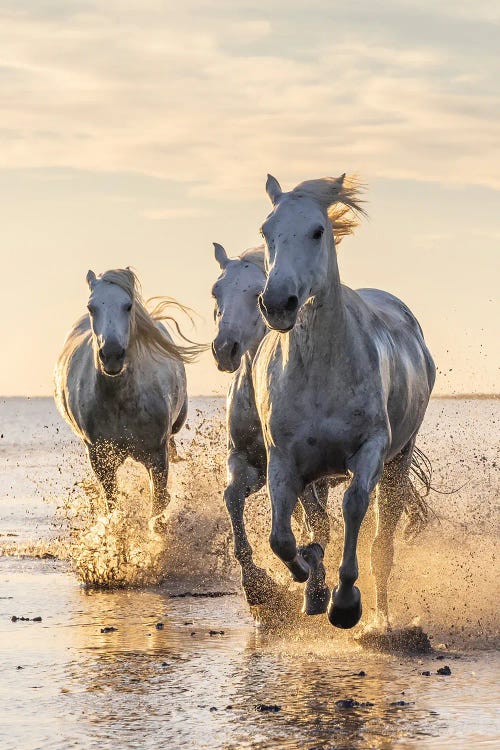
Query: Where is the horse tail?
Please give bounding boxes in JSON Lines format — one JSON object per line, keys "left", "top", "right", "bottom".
{"left": 403, "top": 445, "right": 433, "bottom": 541}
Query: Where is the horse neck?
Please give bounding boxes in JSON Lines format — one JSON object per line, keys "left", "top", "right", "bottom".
{"left": 289, "top": 235, "right": 347, "bottom": 363}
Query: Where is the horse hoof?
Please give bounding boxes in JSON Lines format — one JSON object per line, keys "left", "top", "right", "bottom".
{"left": 303, "top": 585, "right": 330, "bottom": 616}
{"left": 327, "top": 586, "right": 362, "bottom": 629}
{"left": 242, "top": 568, "right": 278, "bottom": 607}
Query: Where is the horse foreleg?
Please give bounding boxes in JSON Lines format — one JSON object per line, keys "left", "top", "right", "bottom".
{"left": 87, "top": 444, "right": 122, "bottom": 513}
{"left": 225, "top": 453, "right": 274, "bottom": 606}
{"left": 297, "top": 482, "right": 331, "bottom": 615}
{"left": 328, "top": 437, "right": 386, "bottom": 629}
{"left": 147, "top": 446, "right": 170, "bottom": 533}
{"left": 268, "top": 455, "right": 310, "bottom": 584}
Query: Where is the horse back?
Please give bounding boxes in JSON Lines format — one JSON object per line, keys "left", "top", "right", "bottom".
{"left": 352, "top": 287, "right": 436, "bottom": 456}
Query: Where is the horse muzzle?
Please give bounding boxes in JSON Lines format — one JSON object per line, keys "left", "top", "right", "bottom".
{"left": 258, "top": 292, "right": 298, "bottom": 332}
{"left": 211, "top": 337, "right": 241, "bottom": 373}
{"left": 98, "top": 346, "right": 126, "bottom": 376}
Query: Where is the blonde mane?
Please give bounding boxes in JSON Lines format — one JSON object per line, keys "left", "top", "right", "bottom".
{"left": 293, "top": 174, "right": 366, "bottom": 244}
{"left": 103, "top": 268, "right": 205, "bottom": 363}
{"left": 62, "top": 268, "right": 205, "bottom": 367}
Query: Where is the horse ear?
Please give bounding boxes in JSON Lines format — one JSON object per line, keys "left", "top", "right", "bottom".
{"left": 213, "top": 242, "right": 229, "bottom": 270}
{"left": 86, "top": 270, "right": 97, "bottom": 289}
{"left": 266, "top": 174, "right": 282, "bottom": 205}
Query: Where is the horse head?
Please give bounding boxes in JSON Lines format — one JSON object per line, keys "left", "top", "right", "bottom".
{"left": 211, "top": 243, "right": 267, "bottom": 372}
{"left": 86, "top": 269, "right": 134, "bottom": 376}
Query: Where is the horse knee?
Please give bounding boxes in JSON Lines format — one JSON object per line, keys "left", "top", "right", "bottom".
{"left": 269, "top": 529, "right": 296, "bottom": 563}
{"left": 343, "top": 486, "right": 370, "bottom": 525}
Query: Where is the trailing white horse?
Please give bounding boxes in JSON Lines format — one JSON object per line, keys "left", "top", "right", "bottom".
{"left": 254, "top": 174, "right": 435, "bottom": 629}
{"left": 211, "top": 243, "right": 337, "bottom": 611}
{"left": 54, "top": 267, "right": 203, "bottom": 528}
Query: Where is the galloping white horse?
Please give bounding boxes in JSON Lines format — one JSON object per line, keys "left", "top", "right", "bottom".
{"left": 211, "top": 216, "right": 362, "bottom": 613}
{"left": 55, "top": 268, "right": 202, "bottom": 527}
{"left": 254, "top": 174, "right": 435, "bottom": 629}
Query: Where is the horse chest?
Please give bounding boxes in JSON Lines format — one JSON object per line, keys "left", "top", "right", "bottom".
{"left": 269, "top": 401, "right": 370, "bottom": 478}
{"left": 84, "top": 393, "right": 168, "bottom": 449}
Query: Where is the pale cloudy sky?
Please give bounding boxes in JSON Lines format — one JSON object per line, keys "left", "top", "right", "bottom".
{"left": 0, "top": 0, "right": 498, "bottom": 395}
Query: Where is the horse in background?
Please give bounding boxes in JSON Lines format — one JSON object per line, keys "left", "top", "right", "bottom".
{"left": 54, "top": 267, "right": 204, "bottom": 529}
{"left": 254, "top": 173, "right": 435, "bottom": 630}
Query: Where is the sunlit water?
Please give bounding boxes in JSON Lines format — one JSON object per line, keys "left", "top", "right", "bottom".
{"left": 0, "top": 396, "right": 499, "bottom": 749}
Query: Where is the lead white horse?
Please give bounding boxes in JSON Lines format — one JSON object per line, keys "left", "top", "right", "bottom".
{"left": 54, "top": 268, "right": 203, "bottom": 527}
{"left": 254, "top": 174, "right": 435, "bottom": 629}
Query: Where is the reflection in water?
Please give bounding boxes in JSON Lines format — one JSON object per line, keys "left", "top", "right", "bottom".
{"left": 1, "top": 560, "right": 498, "bottom": 750}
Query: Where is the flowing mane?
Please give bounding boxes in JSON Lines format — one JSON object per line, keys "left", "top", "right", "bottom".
{"left": 293, "top": 174, "right": 366, "bottom": 244}
{"left": 61, "top": 268, "right": 205, "bottom": 367}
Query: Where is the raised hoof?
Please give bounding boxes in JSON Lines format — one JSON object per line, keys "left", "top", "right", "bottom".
{"left": 327, "top": 586, "right": 362, "bottom": 629}
{"left": 303, "top": 585, "right": 330, "bottom": 616}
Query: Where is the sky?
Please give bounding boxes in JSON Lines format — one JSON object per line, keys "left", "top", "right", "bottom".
{"left": 0, "top": 0, "right": 498, "bottom": 396}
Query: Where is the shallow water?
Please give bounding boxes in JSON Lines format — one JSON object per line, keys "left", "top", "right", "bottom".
{"left": 0, "top": 397, "right": 499, "bottom": 749}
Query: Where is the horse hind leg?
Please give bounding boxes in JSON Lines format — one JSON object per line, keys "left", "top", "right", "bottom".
{"left": 224, "top": 453, "right": 275, "bottom": 606}
{"left": 296, "top": 481, "right": 331, "bottom": 615}
{"left": 371, "top": 441, "right": 413, "bottom": 628}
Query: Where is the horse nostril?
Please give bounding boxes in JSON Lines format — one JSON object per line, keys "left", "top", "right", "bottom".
{"left": 230, "top": 341, "right": 240, "bottom": 360}
{"left": 117, "top": 348, "right": 125, "bottom": 360}
{"left": 98, "top": 349, "right": 107, "bottom": 363}
{"left": 285, "top": 295, "right": 298, "bottom": 313}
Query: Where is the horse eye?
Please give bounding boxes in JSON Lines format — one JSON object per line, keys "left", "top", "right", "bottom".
{"left": 125, "top": 303, "right": 132, "bottom": 312}
{"left": 312, "top": 226, "right": 324, "bottom": 240}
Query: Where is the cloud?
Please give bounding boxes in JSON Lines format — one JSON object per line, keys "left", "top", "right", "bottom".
{"left": 0, "top": 1, "right": 498, "bottom": 194}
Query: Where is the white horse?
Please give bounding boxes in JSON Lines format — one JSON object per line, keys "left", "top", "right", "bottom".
{"left": 211, "top": 215, "right": 361, "bottom": 612}
{"left": 55, "top": 268, "right": 203, "bottom": 527}
{"left": 254, "top": 174, "right": 435, "bottom": 629}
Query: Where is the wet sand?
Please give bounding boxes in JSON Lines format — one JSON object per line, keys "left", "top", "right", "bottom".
{"left": 0, "top": 397, "right": 499, "bottom": 748}
{"left": 2, "top": 557, "right": 499, "bottom": 750}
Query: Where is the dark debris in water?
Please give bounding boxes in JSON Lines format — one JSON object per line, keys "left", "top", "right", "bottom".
{"left": 390, "top": 700, "right": 415, "bottom": 707}
{"left": 11, "top": 615, "right": 42, "bottom": 622}
{"left": 437, "top": 665, "right": 452, "bottom": 675}
{"left": 255, "top": 704, "right": 281, "bottom": 713}
{"left": 335, "top": 699, "right": 374, "bottom": 708}
{"left": 100, "top": 626, "right": 117, "bottom": 633}
{"left": 209, "top": 629, "right": 225, "bottom": 636}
